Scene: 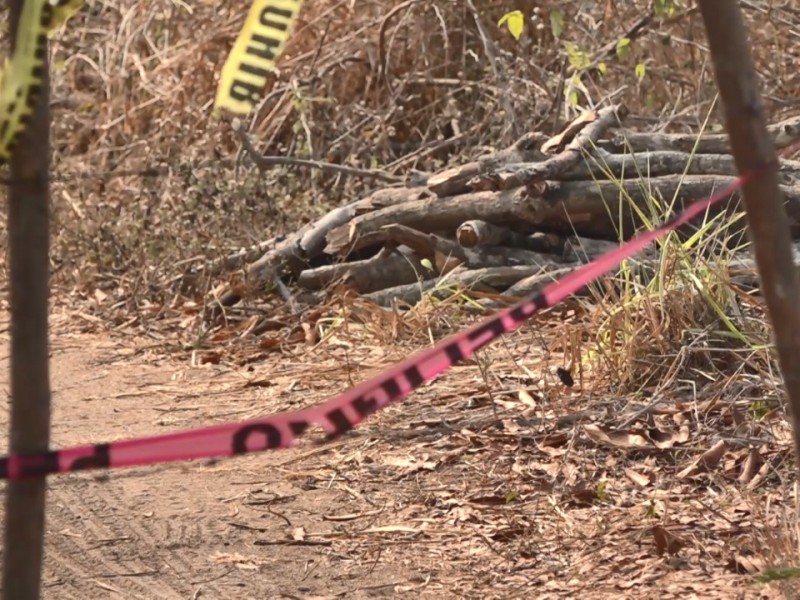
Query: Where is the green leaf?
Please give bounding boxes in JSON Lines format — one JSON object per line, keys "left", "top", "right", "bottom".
{"left": 498, "top": 10, "right": 525, "bottom": 41}
{"left": 597, "top": 62, "right": 607, "bottom": 76}
{"left": 616, "top": 37, "right": 631, "bottom": 61}
{"left": 421, "top": 258, "right": 434, "bottom": 271}
{"left": 595, "top": 480, "right": 609, "bottom": 502}
{"left": 645, "top": 92, "right": 655, "bottom": 112}
{"left": 550, "top": 9, "right": 564, "bottom": 38}
{"left": 635, "top": 62, "right": 646, "bottom": 81}
{"left": 568, "top": 89, "right": 579, "bottom": 106}
{"left": 654, "top": 0, "right": 680, "bottom": 18}
{"left": 750, "top": 399, "right": 769, "bottom": 420}
{"left": 757, "top": 567, "right": 800, "bottom": 583}
{"left": 564, "top": 42, "right": 590, "bottom": 71}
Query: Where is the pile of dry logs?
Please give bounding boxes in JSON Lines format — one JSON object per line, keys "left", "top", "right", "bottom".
{"left": 196, "top": 104, "right": 800, "bottom": 312}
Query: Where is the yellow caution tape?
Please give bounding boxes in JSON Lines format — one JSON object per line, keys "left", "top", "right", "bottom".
{"left": 213, "top": 0, "right": 304, "bottom": 116}
{"left": 0, "top": 0, "right": 84, "bottom": 164}
{"left": 0, "top": 0, "right": 304, "bottom": 166}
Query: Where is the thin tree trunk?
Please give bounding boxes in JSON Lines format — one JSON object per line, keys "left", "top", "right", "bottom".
{"left": 2, "top": 2, "right": 53, "bottom": 598}
{"left": 698, "top": 0, "right": 800, "bottom": 471}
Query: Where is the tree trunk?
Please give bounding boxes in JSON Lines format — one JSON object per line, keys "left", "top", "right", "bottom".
{"left": 2, "top": 2, "right": 53, "bottom": 599}
{"left": 698, "top": 0, "right": 800, "bottom": 472}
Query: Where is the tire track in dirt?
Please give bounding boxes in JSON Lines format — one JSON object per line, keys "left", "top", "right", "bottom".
{"left": 44, "top": 524, "right": 151, "bottom": 599}
{"left": 0, "top": 332, "right": 222, "bottom": 599}
{"left": 45, "top": 454, "right": 287, "bottom": 597}
{"left": 46, "top": 478, "right": 189, "bottom": 599}
{"left": 0, "top": 326, "right": 416, "bottom": 598}
{"left": 92, "top": 481, "right": 215, "bottom": 595}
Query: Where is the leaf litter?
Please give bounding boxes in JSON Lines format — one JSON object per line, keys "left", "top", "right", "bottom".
{"left": 42, "top": 288, "right": 800, "bottom": 598}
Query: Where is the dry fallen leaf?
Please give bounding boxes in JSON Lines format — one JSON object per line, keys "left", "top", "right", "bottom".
{"left": 541, "top": 110, "right": 597, "bottom": 153}
{"left": 383, "top": 455, "right": 438, "bottom": 476}
{"left": 738, "top": 447, "right": 763, "bottom": 484}
{"left": 302, "top": 321, "right": 317, "bottom": 346}
{"left": 746, "top": 455, "right": 776, "bottom": 490}
{"left": 258, "top": 337, "right": 281, "bottom": 350}
{"left": 647, "top": 425, "right": 690, "bottom": 449}
{"left": 651, "top": 525, "right": 686, "bottom": 557}
{"left": 210, "top": 329, "right": 237, "bottom": 343}
{"left": 624, "top": 467, "right": 652, "bottom": 487}
{"left": 468, "top": 494, "right": 510, "bottom": 506}
{"left": 490, "top": 527, "right": 526, "bottom": 542}
{"left": 243, "top": 378, "right": 275, "bottom": 388}
{"left": 535, "top": 433, "right": 569, "bottom": 457}
{"left": 199, "top": 351, "right": 222, "bottom": 365}
{"left": 518, "top": 389, "right": 537, "bottom": 407}
{"left": 451, "top": 506, "right": 481, "bottom": 524}
{"left": 728, "top": 553, "right": 764, "bottom": 574}
{"left": 494, "top": 398, "right": 519, "bottom": 410}
{"left": 584, "top": 424, "right": 649, "bottom": 448}
{"left": 568, "top": 484, "right": 598, "bottom": 507}
{"left": 677, "top": 440, "right": 728, "bottom": 479}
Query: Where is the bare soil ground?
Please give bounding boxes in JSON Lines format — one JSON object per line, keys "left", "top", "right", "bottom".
{"left": 0, "top": 308, "right": 795, "bottom": 599}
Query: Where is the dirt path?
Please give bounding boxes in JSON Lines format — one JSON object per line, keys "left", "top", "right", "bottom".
{"left": 0, "top": 322, "right": 419, "bottom": 599}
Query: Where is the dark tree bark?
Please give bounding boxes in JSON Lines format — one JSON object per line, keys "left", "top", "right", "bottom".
{"left": 698, "top": 0, "right": 800, "bottom": 471}
{"left": 599, "top": 115, "right": 800, "bottom": 154}
{"left": 2, "top": 2, "right": 53, "bottom": 599}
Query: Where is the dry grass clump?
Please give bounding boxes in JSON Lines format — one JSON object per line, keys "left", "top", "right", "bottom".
{"left": 585, "top": 229, "right": 773, "bottom": 394}
{"left": 751, "top": 487, "right": 800, "bottom": 598}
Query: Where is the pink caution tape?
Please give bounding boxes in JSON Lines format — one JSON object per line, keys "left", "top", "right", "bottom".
{"left": 0, "top": 164, "right": 770, "bottom": 479}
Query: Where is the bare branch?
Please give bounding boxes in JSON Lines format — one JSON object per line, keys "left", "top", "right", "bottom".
{"left": 233, "top": 119, "right": 402, "bottom": 184}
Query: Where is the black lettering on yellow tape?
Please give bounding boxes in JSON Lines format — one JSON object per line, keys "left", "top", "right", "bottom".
{"left": 214, "top": 0, "right": 304, "bottom": 116}
{"left": 0, "top": 0, "right": 84, "bottom": 165}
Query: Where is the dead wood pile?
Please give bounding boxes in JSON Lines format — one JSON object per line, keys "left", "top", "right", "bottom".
{"left": 194, "top": 104, "right": 800, "bottom": 312}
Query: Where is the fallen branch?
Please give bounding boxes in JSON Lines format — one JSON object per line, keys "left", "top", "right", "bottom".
{"left": 363, "top": 265, "right": 550, "bottom": 307}
{"left": 601, "top": 113, "right": 800, "bottom": 154}
{"left": 220, "top": 187, "right": 428, "bottom": 307}
{"left": 477, "top": 265, "right": 581, "bottom": 308}
{"left": 210, "top": 112, "right": 800, "bottom": 313}
{"left": 329, "top": 223, "right": 557, "bottom": 275}
{"left": 325, "top": 175, "right": 800, "bottom": 256}
{"left": 427, "top": 131, "right": 550, "bottom": 197}
{"left": 298, "top": 245, "right": 430, "bottom": 294}
{"left": 324, "top": 188, "right": 541, "bottom": 255}
{"left": 474, "top": 104, "right": 629, "bottom": 191}
{"left": 197, "top": 150, "right": 800, "bottom": 289}
{"left": 233, "top": 119, "right": 403, "bottom": 184}
{"left": 501, "top": 151, "right": 800, "bottom": 184}
{"left": 456, "top": 220, "right": 565, "bottom": 253}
